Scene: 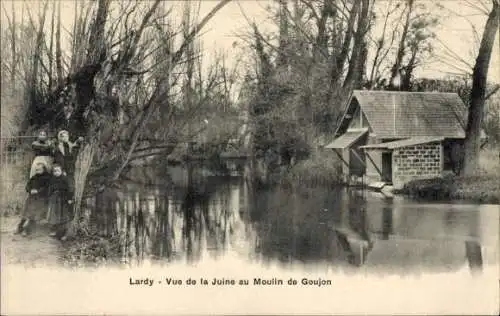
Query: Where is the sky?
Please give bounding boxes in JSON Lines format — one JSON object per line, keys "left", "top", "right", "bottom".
{"left": 2, "top": 0, "right": 499, "bottom": 84}
{"left": 197, "top": 0, "right": 500, "bottom": 83}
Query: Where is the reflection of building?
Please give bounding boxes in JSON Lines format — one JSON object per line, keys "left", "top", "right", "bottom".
{"left": 334, "top": 190, "right": 488, "bottom": 273}
{"left": 98, "top": 175, "right": 496, "bottom": 274}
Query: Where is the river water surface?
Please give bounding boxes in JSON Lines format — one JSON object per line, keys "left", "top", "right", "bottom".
{"left": 89, "top": 166, "right": 499, "bottom": 276}
{"left": 2, "top": 165, "right": 499, "bottom": 315}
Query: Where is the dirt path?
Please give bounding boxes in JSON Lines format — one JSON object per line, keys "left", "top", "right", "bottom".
{"left": 1, "top": 215, "right": 63, "bottom": 267}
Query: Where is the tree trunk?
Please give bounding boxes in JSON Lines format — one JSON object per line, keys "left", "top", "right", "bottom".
{"left": 55, "top": 1, "right": 63, "bottom": 86}
{"left": 343, "top": 0, "right": 370, "bottom": 90}
{"left": 315, "top": 0, "right": 332, "bottom": 59}
{"left": 334, "top": 0, "right": 360, "bottom": 79}
{"left": 389, "top": 0, "right": 414, "bottom": 88}
{"left": 324, "top": 0, "right": 360, "bottom": 105}
{"left": 48, "top": 1, "right": 55, "bottom": 90}
{"left": 277, "top": 0, "right": 289, "bottom": 67}
{"left": 69, "top": 0, "right": 111, "bottom": 237}
{"left": 25, "top": 2, "right": 48, "bottom": 129}
{"left": 402, "top": 46, "right": 418, "bottom": 90}
{"left": 369, "top": 0, "right": 395, "bottom": 87}
{"left": 357, "top": 41, "right": 369, "bottom": 88}
{"left": 183, "top": 1, "right": 194, "bottom": 138}
{"left": 462, "top": 0, "right": 499, "bottom": 175}
{"left": 86, "top": 0, "right": 111, "bottom": 64}
{"left": 10, "top": 1, "right": 16, "bottom": 87}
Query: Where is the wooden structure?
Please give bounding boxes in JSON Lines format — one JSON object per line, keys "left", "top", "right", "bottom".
{"left": 325, "top": 90, "right": 487, "bottom": 189}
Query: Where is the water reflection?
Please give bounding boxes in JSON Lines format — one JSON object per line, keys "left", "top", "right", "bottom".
{"left": 89, "top": 166, "right": 498, "bottom": 274}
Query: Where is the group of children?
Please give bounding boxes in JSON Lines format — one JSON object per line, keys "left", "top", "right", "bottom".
{"left": 15, "top": 129, "right": 84, "bottom": 241}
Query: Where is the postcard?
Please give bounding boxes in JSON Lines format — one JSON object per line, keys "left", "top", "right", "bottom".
{"left": 1, "top": 0, "right": 499, "bottom": 315}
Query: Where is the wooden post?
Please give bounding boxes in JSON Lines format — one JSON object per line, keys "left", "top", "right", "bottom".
{"left": 332, "top": 148, "right": 350, "bottom": 169}
{"left": 332, "top": 148, "right": 350, "bottom": 184}
{"left": 364, "top": 149, "right": 384, "bottom": 177}
{"left": 439, "top": 143, "right": 444, "bottom": 177}
{"left": 350, "top": 148, "right": 366, "bottom": 167}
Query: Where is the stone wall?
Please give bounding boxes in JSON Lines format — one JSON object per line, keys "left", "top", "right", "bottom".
{"left": 392, "top": 141, "right": 443, "bottom": 189}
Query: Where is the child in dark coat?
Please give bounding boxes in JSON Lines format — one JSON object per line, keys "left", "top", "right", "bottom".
{"left": 15, "top": 163, "right": 51, "bottom": 236}
{"left": 29, "top": 130, "right": 55, "bottom": 178}
{"left": 47, "top": 164, "right": 74, "bottom": 240}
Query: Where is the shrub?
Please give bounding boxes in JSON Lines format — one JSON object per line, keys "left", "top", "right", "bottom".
{"left": 279, "top": 147, "right": 342, "bottom": 187}
{"left": 61, "top": 232, "right": 123, "bottom": 268}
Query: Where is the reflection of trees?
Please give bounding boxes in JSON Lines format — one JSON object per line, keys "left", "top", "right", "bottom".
{"left": 106, "top": 167, "right": 251, "bottom": 264}
{"left": 91, "top": 170, "right": 487, "bottom": 273}
{"left": 180, "top": 166, "right": 211, "bottom": 262}
{"left": 92, "top": 187, "right": 119, "bottom": 236}
{"left": 152, "top": 194, "right": 174, "bottom": 259}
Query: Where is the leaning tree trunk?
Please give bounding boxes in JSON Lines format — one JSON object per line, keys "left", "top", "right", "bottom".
{"left": 69, "top": 0, "right": 111, "bottom": 236}
{"left": 462, "top": 0, "right": 499, "bottom": 176}
{"left": 72, "top": 135, "right": 99, "bottom": 234}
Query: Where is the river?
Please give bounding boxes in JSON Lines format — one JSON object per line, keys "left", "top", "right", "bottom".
{"left": 87, "top": 165, "right": 499, "bottom": 275}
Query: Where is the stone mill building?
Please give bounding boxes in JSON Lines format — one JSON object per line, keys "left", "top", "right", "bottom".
{"left": 325, "top": 90, "right": 486, "bottom": 189}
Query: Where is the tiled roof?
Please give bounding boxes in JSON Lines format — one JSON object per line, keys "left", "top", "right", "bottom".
{"left": 350, "top": 90, "right": 467, "bottom": 139}
{"left": 324, "top": 129, "right": 368, "bottom": 149}
{"left": 360, "top": 136, "right": 445, "bottom": 150}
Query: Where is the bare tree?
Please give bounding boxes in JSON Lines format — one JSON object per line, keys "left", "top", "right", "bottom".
{"left": 368, "top": 0, "right": 402, "bottom": 88}
{"left": 366, "top": 0, "right": 439, "bottom": 90}
{"left": 389, "top": 0, "right": 414, "bottom": 88}
{"left": 1, "top": 0, "right": 233, "bottom": 234}
{"left": 462, "top": 0, "right": 499, "bottom": 175}
{"left": 108, "top": 0, "right": 232, "bottom": 182}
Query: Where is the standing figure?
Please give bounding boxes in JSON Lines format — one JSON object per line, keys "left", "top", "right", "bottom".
{"left": 29, "top": 130, "right": 54, "bottom": 178}
{"left": 47, "top": 164, "right": 74, "bottom": 240}
{"left": 53, "top": 130, "right": 83, "bottom": 181}
{"left": 15, "top": 163, "right": 51, "bottom": 236}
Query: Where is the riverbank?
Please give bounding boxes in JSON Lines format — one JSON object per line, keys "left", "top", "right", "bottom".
{"left": 395, "top": 174, "right": 500, "bottom": 204}
{"left": 0, "top": 216, "right": 63, "bottom": 267}
{"left": 1, "top": 163, "right": 121, "bottom": 268}
{"left": 0, "top": 212, "right": 123, "bottom": 268}
{"left": 395, "top": 149, "right": 500, "bottom": 204}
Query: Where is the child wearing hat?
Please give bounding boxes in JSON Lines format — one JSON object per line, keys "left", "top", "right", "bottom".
{"left": 15, "top": 163, "right": 51, "bottom": 236}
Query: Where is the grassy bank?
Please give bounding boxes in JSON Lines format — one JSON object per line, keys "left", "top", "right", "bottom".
{"left": 397, "top": 149, "right": 500, "bottom": 204}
